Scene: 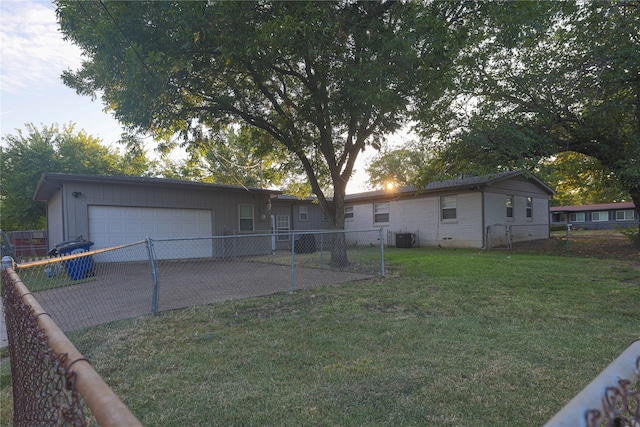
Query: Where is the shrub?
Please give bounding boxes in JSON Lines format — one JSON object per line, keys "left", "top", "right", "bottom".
{"left": 618, "top": 226, "right": 639, "bottom": 243}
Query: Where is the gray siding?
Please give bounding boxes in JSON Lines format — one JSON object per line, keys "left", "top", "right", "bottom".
{"left": 483, "top": 176, "right": 550, "bottom": 244}
{"left": 269, "top": 200, "right": 328, "bottom": 251}
{"left": 46, "top": 191, "right": 64, "bottom": 249}
{"left": 487, "top": 175, "right": 550, "bottom": 197}
{"left": 290, "top": 202, "right": 327, "bottom": 231}
{"left": 54, "top": 181, "right": 272, "bottom": 243}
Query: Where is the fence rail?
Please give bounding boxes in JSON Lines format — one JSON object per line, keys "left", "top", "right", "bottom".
{"left": 2, "top": 267, "right": 142, "bottom": 426}
{"left": 2, "top": 228, "right": 639, "bottom": 425}
{"left": 485, "top": 223, "right": 551, "bottom": 251}
{"left": 6, "top": 229, "right": 383, "bottom": 353}
{"left": 2, "top": 229, "right": 382, "bottom": 425}
{"left": 544, "top": 339, "right": 640, "bottom": 427}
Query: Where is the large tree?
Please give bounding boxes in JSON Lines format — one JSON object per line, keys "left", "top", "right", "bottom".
{"left": 162, "top": 125, "right": 300, "bottom": 192}
{"left": 56, "top": 0, "right": 482, "bottom": 265}
{"left": 537, "top": 153, "right": 630, "bottom": 207}
{"left": 0, "top": 123, "right": 155, "bottom": 230}
{"left": 365, "top": 140, "right": 432, "bottom": 190}
{"left": 418, "top": 1, "right": 640, "bottom": 239}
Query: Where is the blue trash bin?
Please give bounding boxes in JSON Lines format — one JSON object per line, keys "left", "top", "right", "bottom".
{"left": 56, "top": 240, "right": 95, "bottom": 280}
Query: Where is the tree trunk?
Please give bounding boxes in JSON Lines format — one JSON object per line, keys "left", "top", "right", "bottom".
{"left": 329, "top": 177, "right": 350, "bottom": 268}
{"left": 630, "top": 187, "right": 640, "bottom": 247}
{"left": 330, "top": 232, "right": 350, "bottom": 268}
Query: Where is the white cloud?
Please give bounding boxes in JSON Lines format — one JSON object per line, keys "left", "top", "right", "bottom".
{"left": 0, "top": 0, "right": 83, "bottom": 92}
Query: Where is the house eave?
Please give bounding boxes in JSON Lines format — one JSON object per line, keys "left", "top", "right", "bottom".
{"left": 344, "top": 170, "right": 554, "bottom": 204}
{"left": 33, "top": 173, "right": 281, "bottom": 203}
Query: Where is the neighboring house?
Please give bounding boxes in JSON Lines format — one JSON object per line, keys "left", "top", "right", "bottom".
{"left": 33, "top": 173, "right": 278, "bottom": 258}
{"left": 343, "top": 170, "right": 555, "bottom": 249}
{"left": 550, "top": 202, "right": 639, "bottom": 230}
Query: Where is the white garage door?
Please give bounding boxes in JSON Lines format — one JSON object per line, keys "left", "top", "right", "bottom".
{"left": 89, "top": 206, "right": 213, "bottom": 260}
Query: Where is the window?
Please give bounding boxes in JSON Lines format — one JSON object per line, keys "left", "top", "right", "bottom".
{"left": 299, "top": 206, "right": 308, "bottom": 222}
{"left": 526, "top": 197, "right": 533, "bottom": 219}
{"left": 374, "top": 202, "right": 389, "bottom": 224}
{"left": 441, "top": 195, "right": 456, "bottom": 220}
{"left": 239, "top": 204, "right": 254, "bottom": 231}
{"left": 506, "top": 195, "right": 514, "bottom": 219}
{"left": 569, "top": 212, "right": 585, "bottom": 222}
{"left": 344, "top": 206, "right": 354, "bottom": 220}
{"left": 616, "top": 210, "right": 635, "bottom": 221}
{"left": 276, "top": 215, "right": 290, "bottom": 241}
{"left": 592, "top": 211, "right": 609, "bottom": 222}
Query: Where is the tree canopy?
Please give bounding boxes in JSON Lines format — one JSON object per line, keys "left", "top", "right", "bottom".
{"left": 365, "top": 139, "right": 432, "bottom": 190}
{"left": 0, "top": 123, "right": 156, "bottom": 230}
{"left": 416, "top": 1, "right": 639, "bottom": 235}
{"left": 56, "top": 0, "right": 484, "bottom": 231}
{"left": 537, "top": 153, "right": 630, "bottom": 207}
{"left": 161, "top": 125, "right": 300, "bottom": 191}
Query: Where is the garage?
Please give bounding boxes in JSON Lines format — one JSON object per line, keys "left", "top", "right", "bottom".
{"left": 33, "top": 173, "right": 277, "bottom": 261}
{"left": 88, "top": 206, "right": 213, "bottom": 260}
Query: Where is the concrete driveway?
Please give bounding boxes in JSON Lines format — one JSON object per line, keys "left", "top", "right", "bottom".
{"left": 3, "top": 259, "right": 373, "bottom": 343}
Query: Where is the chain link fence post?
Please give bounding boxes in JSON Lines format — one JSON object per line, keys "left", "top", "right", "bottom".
{"left": 146, "top": 237, "right": 160, "bottom": 315}
{"left": 319, "top": 233, "right": 324, "bottom": 269}
{"left": 290, "top": 231, "right": 296, "bottom": 293}
{"left": 379, "top": 227, "right": 385, "bottom": 277}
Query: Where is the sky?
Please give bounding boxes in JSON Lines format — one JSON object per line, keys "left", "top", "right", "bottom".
{"left": 1, "top": 1, "right": 125, "bottom": 146}
{"left": 0, "top": 0, "right": 400, "bottom": 194}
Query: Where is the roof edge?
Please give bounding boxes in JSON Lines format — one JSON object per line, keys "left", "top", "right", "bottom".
{"left": 345, "top": 170, "right": 554, "bottom": 202}
{"left": 33, "top": 173, "right": 281, "bottom": 202}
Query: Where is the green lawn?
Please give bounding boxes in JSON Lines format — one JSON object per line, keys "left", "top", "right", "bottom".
{"left": 2, "top": 248, "right": 639, "bottom": 426}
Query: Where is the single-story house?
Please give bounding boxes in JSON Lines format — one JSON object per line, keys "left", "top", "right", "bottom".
{"left": 34, "top": 170, "right": 555, "bottom": 254}
{"left": 33, "top": 173, "right": 279, "bottom": 258}
{"left": 343, "top": 170, "right": 555, "bottom": 249}
{"left": 550, "top": 202, "right": 639, "bottom": 230}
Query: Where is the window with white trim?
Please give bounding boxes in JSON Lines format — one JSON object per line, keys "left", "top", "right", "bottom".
{"left": 374, "top": 202, "right": 389, "bottom": 224}
{"left": 526, "top": 197, "right": 533, "bottom": 219}
{"left": 441, "top": 195, "right": 456, "bottom": 220}
{"left": 276, "top": 215, "right": 290, "bottom": 241}
{"left": 344, "top": 206, "right": 354, "bottom": 220}
{"left": 569, "top": 212, "right": 585, "bottom": 222}
{"left": 592, "top": 211, "right": 609, "bottom": 222}
{"left": 239, "top": 204, "right": 254, "bottom": 231}
{"left": 506, "top": 195, "right": 514, "bottom": 219}
{"left": 616, "top": 210, "right": 635, "bottom": 221}
{"left": 299, "top": 206, "right": 308, "bottom": 222}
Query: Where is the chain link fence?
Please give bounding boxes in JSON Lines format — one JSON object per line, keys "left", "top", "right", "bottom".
{"left": 2, "top": 267, "right": 142, "bottom": 426}
{"left": 7, "top": 229, "right": 383, "bottom": 355}
{"left": 486, "top": 224, "right": 551, "bottom": 250}
{"left": 2, "top": 229, "right": 382, "bottom": 425}
{"left": 2, "top": 270, "right": 88, "bottom": 426}
{"left": 544, "top": 339, "right": 640, "bottom": 427}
